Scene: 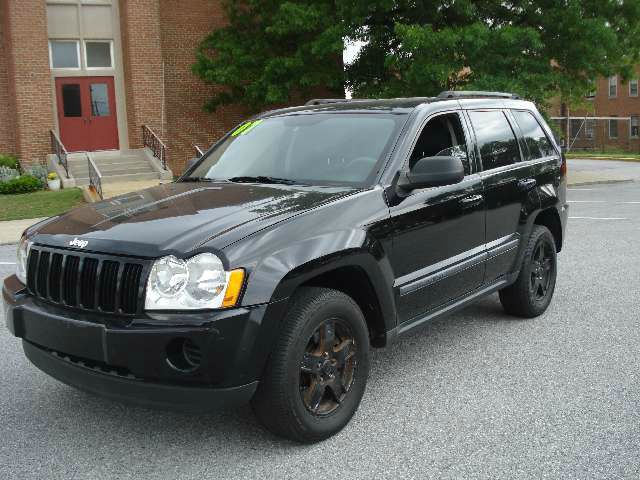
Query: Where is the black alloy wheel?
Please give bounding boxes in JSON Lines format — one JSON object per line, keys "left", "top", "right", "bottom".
{"left": 530, "top": 240, "right": 553, "bottom": 300}
{"left": 299, "top": 318, "right": 357, "bottom": 416}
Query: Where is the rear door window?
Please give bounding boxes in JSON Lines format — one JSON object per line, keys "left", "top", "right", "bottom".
{"left": 511, "top": 110, "right": 556, "bottom": 160}
{"left": 468, "top": 110, "right": 521, "bottom": 170}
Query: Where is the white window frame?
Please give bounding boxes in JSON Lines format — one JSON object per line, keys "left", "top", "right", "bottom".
{"left": 49, "top": 40, "right": 81, "bottom": 70}
{"left": 609, "top": 76, "right": 618, "bottom": 98}
{"left": 630, "top": 79, "right": 639, "bottom": 97}
{"left": 83, "top": 39, "right": 114, "bottom": 70}
{"left": 630, "top": 116, "right": 639, "bottom": 139}
{"left": 609, "top": 118, "right": 619, "bottom": 139}
{"left": 585, "top": 120, "right": 594, "bottom": 139}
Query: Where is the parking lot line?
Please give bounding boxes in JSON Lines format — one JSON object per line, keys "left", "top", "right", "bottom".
{"left": 569, "top": 216, "right": 628, "bottom": 220}
{"left": 0, "top": 262, "right": 16, "bottom": 265}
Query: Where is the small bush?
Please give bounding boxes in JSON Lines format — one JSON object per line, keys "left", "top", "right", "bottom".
{"left": 0, "top": 166, "right": 19, "bottom": 183}
{"left": 47, "top": 172, "right": 58, "bottom": 181}
{"left": 0, "top": 154, "right": 19, "bottom": 170}
{"left": 24, "top": 164, "right": 48, "bottom": 184}
{"left": 0, "top": 175, "right": 43, "bottom": 194}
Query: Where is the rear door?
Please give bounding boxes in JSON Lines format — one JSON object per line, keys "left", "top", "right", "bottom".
{"left": 465, "top": 109, "right": 539, "bottom": 282}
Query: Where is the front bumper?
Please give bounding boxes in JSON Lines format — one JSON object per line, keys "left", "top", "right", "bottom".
{"left": 3, "top": 275, "right": 287, "bottom": 411}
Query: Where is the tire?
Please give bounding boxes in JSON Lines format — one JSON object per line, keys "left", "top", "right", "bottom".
{"left": 251, "top": 287, "right": 370, "bottom": 443}
{"left": 499, "top": 225, "right": 558, "bottom": 318}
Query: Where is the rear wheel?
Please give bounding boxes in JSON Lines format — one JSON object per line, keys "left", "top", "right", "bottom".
{"left": 499, "top": 225, "right": 557, "bottom": 318}
{"left": 251, "top": 287, "right": 370, "bottom": 443}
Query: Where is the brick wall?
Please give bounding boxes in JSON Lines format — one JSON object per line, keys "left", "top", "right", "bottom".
{"left": 0, "top": 0, "right": 16, "bottom": 157}
{"left": 158, "top": 0, "right": 246, "bottom": 174}
{"left": 3, "top": 0, "right": 53, "bottom": 165}
{"left": 119, "top": 0, "right": 165, "bottom": 151}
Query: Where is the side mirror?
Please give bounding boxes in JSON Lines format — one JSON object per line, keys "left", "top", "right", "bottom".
{"left": 398, "top": 156, "right": 465, "bottom": 191}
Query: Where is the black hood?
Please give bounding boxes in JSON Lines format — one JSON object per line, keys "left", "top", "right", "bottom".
{"left": 30, "top": 182, "right": 358, "bottom": 258}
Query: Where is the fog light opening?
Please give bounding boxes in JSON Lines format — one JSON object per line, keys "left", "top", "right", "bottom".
{"left": 166, "top": 338, "right": 202, "bottom": 373}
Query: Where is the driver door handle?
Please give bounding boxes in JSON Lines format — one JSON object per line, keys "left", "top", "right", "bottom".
{"left": 459, "top": 194, "right": 483, "bottom": 209}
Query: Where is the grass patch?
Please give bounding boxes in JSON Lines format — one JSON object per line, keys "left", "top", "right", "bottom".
{"left": 566, "top": 153, "right": 640, "bottom": 162}
{"left": 0, "top": 188, "right": 85, "bottom": 221}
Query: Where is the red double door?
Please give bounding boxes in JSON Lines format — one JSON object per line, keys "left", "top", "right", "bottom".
{"left": 55, "top": 76, "right": 119, "bottom": 152}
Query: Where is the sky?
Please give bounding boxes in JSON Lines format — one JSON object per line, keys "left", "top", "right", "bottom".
{"left": 343, "top": 40, "right": 366, "bottom": 98}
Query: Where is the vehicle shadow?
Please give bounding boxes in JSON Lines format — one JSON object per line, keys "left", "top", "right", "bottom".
{"left": 26, "top": 294, "right": 522, "bottom": 456}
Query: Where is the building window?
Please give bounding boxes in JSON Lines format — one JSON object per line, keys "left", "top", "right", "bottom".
{"left": 585, "top": 120, "right": 595, "bottom": 139}
{"left": 84, "top": 41, "right": 113, "bottom": 69}
{"left": 631, "top": 116, "right": 639, "bottom": 138}
{"left": 609, "top": 118, "right": 619, "bottom": 138}
{"left": 630, "top": 80, "right": 639, "bottom": 97}
{"left": 586, "top": 79, "right": 596, "bottom": 98}
{"left": 609, "top": 76, "right": 618, "bottom": 98}
{"left": 570, "top": 119, "right": 582, "bottom": 139}
{"left": 49, "top": 40, "right": 80, "bottom": 69}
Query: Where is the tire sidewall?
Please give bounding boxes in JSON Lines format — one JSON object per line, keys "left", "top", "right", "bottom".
{"left": 524, "top": 228, "right": 557, "bottom": 313}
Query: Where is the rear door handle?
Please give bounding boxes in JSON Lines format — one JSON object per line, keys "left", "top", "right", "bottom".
{"left": 459, "top": 194, "right": 483, "bottom": 209}
{"left": 518, "top": 178, "right": 537, "bottom": 191}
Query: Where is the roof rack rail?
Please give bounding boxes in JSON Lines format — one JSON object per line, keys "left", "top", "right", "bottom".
{"left": 437, "top": 90, "right": 520, "bottom": 100}
{"left": 304, "top": 98, "right": 354, "bottom": 106}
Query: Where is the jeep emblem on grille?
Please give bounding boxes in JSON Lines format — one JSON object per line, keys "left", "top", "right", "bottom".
{"left": 69, "top": 238, "right": 88, "bottom": 249}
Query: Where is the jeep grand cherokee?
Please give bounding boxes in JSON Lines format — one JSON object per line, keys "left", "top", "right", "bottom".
{"left": 3, "top": 91, "right": 568, "bottom": 443}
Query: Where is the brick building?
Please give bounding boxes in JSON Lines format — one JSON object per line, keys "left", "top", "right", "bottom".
{"left": 0, "top": 0, "right": 247, "bottom": 174}
{"left": 550, "top": 70, "right": 640, "bottom": 153}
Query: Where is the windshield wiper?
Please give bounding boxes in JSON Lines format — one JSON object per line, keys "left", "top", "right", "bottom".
{"left": 180, "top": 177, "right": 216, "bottom": 182}
{"left": 227, "top": 176, "right": 299, "bottom": 185}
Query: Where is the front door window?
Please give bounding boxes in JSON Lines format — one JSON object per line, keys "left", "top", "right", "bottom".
{"left": 90, "top": 83, "right": 110, "bottom": 117}
{"left": 61, "top": 84, "right": 82, "bottom": 117}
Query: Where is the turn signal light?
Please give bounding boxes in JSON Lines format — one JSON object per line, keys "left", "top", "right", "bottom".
{"left": 222, "top": 269, "right": 245, "bottom": 308}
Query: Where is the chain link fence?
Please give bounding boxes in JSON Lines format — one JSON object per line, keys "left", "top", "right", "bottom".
{"left": 551, "top": 116, "right": 640, "bottom": 153}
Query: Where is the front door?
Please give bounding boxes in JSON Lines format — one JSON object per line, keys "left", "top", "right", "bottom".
{"left": 389, "top": 111, "right": 486, "bottom": 323}
{"left": 55, "top": 77, "right": 119, "bottom": 152}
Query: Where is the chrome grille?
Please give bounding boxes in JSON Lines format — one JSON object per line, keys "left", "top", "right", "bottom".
{"left": 26, "top": 246, "right": 148, "bottom": 315}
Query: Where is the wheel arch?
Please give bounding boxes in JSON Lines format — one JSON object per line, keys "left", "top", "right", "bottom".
{"left": 271, "top": 252, "right": 396, "bottom": 347}
{"left": 533, "top": 207, "right": 563, "bottom": 252}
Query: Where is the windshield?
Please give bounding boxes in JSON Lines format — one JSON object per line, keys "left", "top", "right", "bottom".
{"left": 184, "top": 113, "right": 407, "bottom": 186}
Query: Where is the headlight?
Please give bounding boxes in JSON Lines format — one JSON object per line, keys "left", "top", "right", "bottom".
{"left": 16, "top": 235, "right": 29, "bottom": 285}
{"left": 145, "top": 253, "right": 245, "bottom": 310}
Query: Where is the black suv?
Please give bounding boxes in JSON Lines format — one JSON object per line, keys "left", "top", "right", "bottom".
{"left": 3, "top": 92, "right": 567, "bottom": 443}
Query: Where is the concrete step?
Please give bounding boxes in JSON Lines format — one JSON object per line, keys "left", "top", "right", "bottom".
{"left": 68, "top": 156, "right": 148, "bottom": 167}
{"left": 71, "top": 167, "right": 155, "bottom": 181}
{"left": 74, "top": 171, "right": 161, "bottom": 186}
{"left": 69, "top": 162, "right": 153, "bottom": 176}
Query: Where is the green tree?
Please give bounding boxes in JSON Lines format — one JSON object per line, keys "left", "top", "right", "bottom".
{"left": 193, "top": 0, "right": 344, "bottom": 112}
{"left": 194, "top": 0, "right": 640, "bottom": 111}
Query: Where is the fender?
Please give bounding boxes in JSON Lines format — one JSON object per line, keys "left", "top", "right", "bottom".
{"left": 218, "top": 188, "right": 397, "bottom": 332}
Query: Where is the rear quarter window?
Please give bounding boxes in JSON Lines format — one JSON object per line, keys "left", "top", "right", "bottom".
{"left": 468, "top": 110, "right": 521, "bottom": 170}
{"left": 512, "top": 110, "right": 556, "bottom": 160}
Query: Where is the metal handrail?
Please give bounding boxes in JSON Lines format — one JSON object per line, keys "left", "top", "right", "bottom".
{"left": 194, "top": 144, "right": 204, "bottom": 158}
{"left": 50, "top": 130, "right": 69, "bottom": 178}
{"left": 87, "top": 152, "right": 103, "bottom": 200}
{"left": 142, "top": 125, "right": 168, "bottom": 170}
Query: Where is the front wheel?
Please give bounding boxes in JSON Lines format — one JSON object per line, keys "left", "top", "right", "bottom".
{"left": 251, "top": 287, "right": 370, "bottom": 443}
{"left": 499, "top": 225, "right": 558, "bottom": 318}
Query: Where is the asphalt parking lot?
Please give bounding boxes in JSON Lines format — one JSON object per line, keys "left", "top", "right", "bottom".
{"left": 1, "top": 181, "right": 639, "bottom": 479}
